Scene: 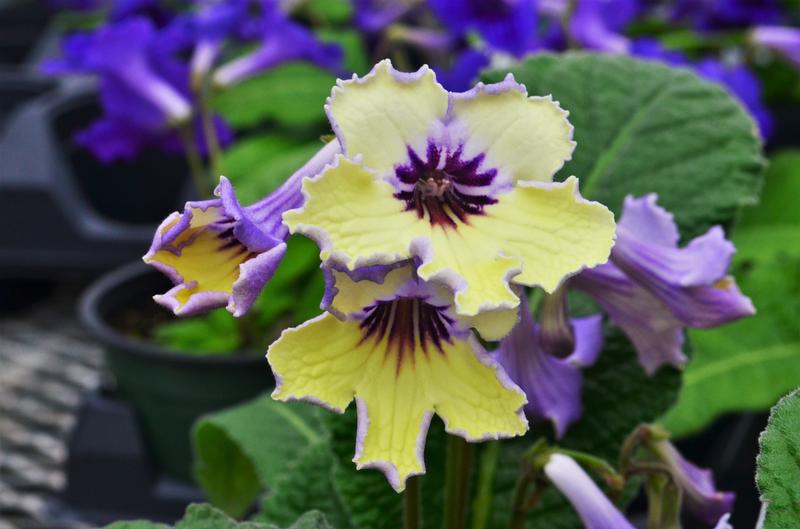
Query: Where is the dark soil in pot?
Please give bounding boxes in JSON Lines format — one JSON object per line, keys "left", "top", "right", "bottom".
{"left": 54, "top": 95, "right": 190, "bottom": 225}
{"left": 80, "top": 261, "right": 273, "bottom": 483}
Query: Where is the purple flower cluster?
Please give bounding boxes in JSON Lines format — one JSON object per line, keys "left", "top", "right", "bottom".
{"left": 43, "top": 0, "right": 342, "bottom": 163}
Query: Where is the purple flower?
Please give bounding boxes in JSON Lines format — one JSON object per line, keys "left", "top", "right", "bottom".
{"left": 435, "top": 50, "right": 490, "bottom": 92}
{"left": 651, "top": 439, "right": 735, "bottom": 525}
{"left": 428, "top": 0, "right": 538, "bottom": 57}
{"left": 631, "top": 38, "right": 689, "bottom": 66}
{"left": 144, "top": 140, "right": 341, "bottom": 316}
{"left": 695, "top": 58, "right": 773, "bottom": 139}
{"left": 213, "top": 1, "right": 343, "bottom": 88}
{"left": 355, "top": 0, "right": 414, "bottom": 33}
{"left": 41, "top": 17, "right": 233, "bottom": 161}
{"left": 544, "top": 453, "right": 637, "bottom": 529}
{"left": 186, "top": 0, "right": 252, "bottom": 79}
{"left": 672, "top": 0, "right": 781, "bottom": 30}
{"left": 574, "top": 194, "right": 754, "bottom": 373}
{"left": 569, "top": 0, "right": 639, "bottom": 54}
{"left": 752, "top": 26, "right": 800, "bottom": 69}
{"left": 495, "top": 298, "right": 603, "bottom": 437}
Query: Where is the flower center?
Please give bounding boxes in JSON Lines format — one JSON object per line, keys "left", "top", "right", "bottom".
{"left": 394, "top": 142, "right": 498, "bottom": 229}
{"left": 359, "top": 297, "right": 455, "bottom": 372}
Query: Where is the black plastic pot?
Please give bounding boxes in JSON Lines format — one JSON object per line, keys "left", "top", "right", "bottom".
{"left": 0, "top": 68, "right": 55, "bottom": 131}
{"left": 80, "top": 261, "right": 273, "bottom": 482}
{"left": 0, "top": 84, "right": 191, "bottom": 278}
{"left": 0, "top": 0, "right": 52, "bottom": 66}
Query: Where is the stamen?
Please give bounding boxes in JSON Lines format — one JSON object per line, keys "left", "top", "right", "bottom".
{"left": 394, "top": 143, "right": 498, "bottom": 228}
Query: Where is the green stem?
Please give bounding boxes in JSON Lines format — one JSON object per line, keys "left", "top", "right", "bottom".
{"left": 470, "top": 442, "right": 500, "bottom": 529}
{"left": 405, "top": 476, "right": 422, "bottom": 529}
{"left": 178, "top": 124, "right": 212, "bottom": 198}
{"left": 507, "top": 470, "right": 534, "bottom": 529}
{"left": 443, "top": 435, "right": 474, "bottom": 529}
{"left": 200, "top": 89, "right": 223, "bottom": 180}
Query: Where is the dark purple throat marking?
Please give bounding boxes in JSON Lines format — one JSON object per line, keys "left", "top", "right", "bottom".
{"left": 359, "top": 297, "right": 455, "bottom": 373}
{"left": 394, "top": 142, "right": 498, "bottom": 228}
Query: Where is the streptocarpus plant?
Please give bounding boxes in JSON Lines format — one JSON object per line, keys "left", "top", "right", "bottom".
{"left": 141, "top": 57, "right": 767, "bottom": 528}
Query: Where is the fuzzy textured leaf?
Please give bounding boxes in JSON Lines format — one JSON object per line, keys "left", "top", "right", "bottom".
{"left": 757, "top": 390, "right": 800, "bottom": 529}
{"left": 483, "top": 53, "right": 765, "bottom": 238}
{"left": 193, "top": 397, "right": 325, "bottom": 517}
{"left": 104, "top": 503, "right": 332, "bottom": 529}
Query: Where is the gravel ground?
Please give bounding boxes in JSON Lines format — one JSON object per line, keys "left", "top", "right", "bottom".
{"left": 0, "top": 285, "right": 99, "bottom": 529}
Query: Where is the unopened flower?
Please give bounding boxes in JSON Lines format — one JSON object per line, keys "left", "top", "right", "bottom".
{"left": 544, "top": 453, "right": 637, "bottom": 529}
{"left": 651, "top": 439, "right": 735, "bottom": 525}
{"left": 284, "top": 60, "right": 615, "bottom": 329}
{"left": 268, "top": 262, "right": 527, "bottom": 491}
{"left": 495, "top": 298, "right": 603, "bottom": 437}
{"left": 144, "top": 141, "right": 340, "bottom": 316}
{"left": 574, "top": 194, "right": 754, "bottom": 373}
{"left": 752, "top": 26, "right": 800, "bottom": 69}
{"left": 213, "top": 2, "right": 343, "bottom": 88}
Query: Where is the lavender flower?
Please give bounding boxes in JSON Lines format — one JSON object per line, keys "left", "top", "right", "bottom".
{"left": 213, "top": 1, "right": 343, "bottom": 88}
{"left": 752, "top": 26, "right": 800, "bottom": 69}
{"left": 145, "top": 140, "right": 341, "bottom": 316}
{"left": 495, "top": 298, "right": 603, "bottom": 437}
{"left": 435, "top": 50, "right": 490, "bottom": 92}
{"left": 574, "top": 194, "right": 754, "bottom": 373}
{"left": 544, "top": 453, "right": 637, "bottom": 529}
{"left": 651, "top": 439, "right": 735, "bottom": 525}
{"left": 428, "top": 0, "right": 538, "bottom": 56}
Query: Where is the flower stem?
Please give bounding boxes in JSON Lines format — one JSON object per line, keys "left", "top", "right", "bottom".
{"left": 178, "top": 124, "right": 213, "bottom": 198}
{"left": 199, "top": 89, "right": 223, "bottom": 180}
{"left": 470, "top": 442, "right": 500, "bottom": 529}
{"left": 443, "top": 435, "right": 474, "bottom": 529}
{"left": 404, "top": 475, "right": 422, "bottom": 529}
{"left": 507, "top": 469, "right": 533, "bottom": 529}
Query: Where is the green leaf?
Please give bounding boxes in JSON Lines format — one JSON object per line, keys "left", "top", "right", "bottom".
{"left": 103, "top": 503, "right": 332, "bottom": 529}
{"left": 301, "top": 0, "right": 352, "bottom": 24}
{"left": 483, "top": 53, "right": 765, "bottom": 237}
{"left": 152, "top": 309, "right": 242, "bottom": 355}
{"left": 193, "top": 396, "right": 325, "bottom": 517}
{"left": 757, "top": 389, "right": 800, "bottom": 529}
{"left": 318, "top": 28, "right": 370, "bottom": 75}
{"left": 256, "top": 443, "right": 352, "bottom": 528}
{"left": 661, "top": 151, "right": 800, "bottom": 437}
{"left": 214, "top": 64, "right": 333, "bottom": 129}
{"left": 222, "top": 135, "right": 324, "bottom": 205}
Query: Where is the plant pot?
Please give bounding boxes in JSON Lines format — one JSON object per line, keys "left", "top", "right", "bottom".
{"left": 0, "top": 84, "right": 191, "bottom": 278}
{"left": 0, "top": 0, "right": 52, "bottom": 66}
{"left": 0, "top": 68, "right": 55, "bottom": 131}
{"left": 80, "top": 261, "right": 273, "bottom": 482}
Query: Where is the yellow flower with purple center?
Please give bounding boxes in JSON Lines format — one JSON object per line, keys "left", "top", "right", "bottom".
{"left": 283, "top": 59, "right": 616, "bottom": 330}
{"left": 267, "top": 262, "right": 527, "bottom": 491}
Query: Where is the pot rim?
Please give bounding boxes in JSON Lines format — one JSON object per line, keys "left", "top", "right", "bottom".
{"left": 80, "top": 260, "right": 266, "bottom": 366}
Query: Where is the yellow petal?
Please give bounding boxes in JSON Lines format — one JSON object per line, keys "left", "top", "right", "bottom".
{"left": 327, "top": 265, "right": 415, "bottom": 318}
{"left": 327, "top": 59, "right": 449, "bottom": 175}
{"left": 268, "top": 313, "right": 527, "bottom": 491}
{"left": 145, "top": 205, "right": 249, "bottom": 312}
{"left": 451, "top": 78, "right": 575, "bottom": 184}
{"left": 471, "top": 176, "right": 616, "bottom": 292}
{"left": 283, "top": 156, "right": 427, "bottom": 268}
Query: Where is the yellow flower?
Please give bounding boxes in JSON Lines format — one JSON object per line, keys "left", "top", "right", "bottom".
{"left": 267, "top": 263, "right": 527, "bottom": 491}
{"left": 284, "top": 60, "right": 615, "bottom": 335}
